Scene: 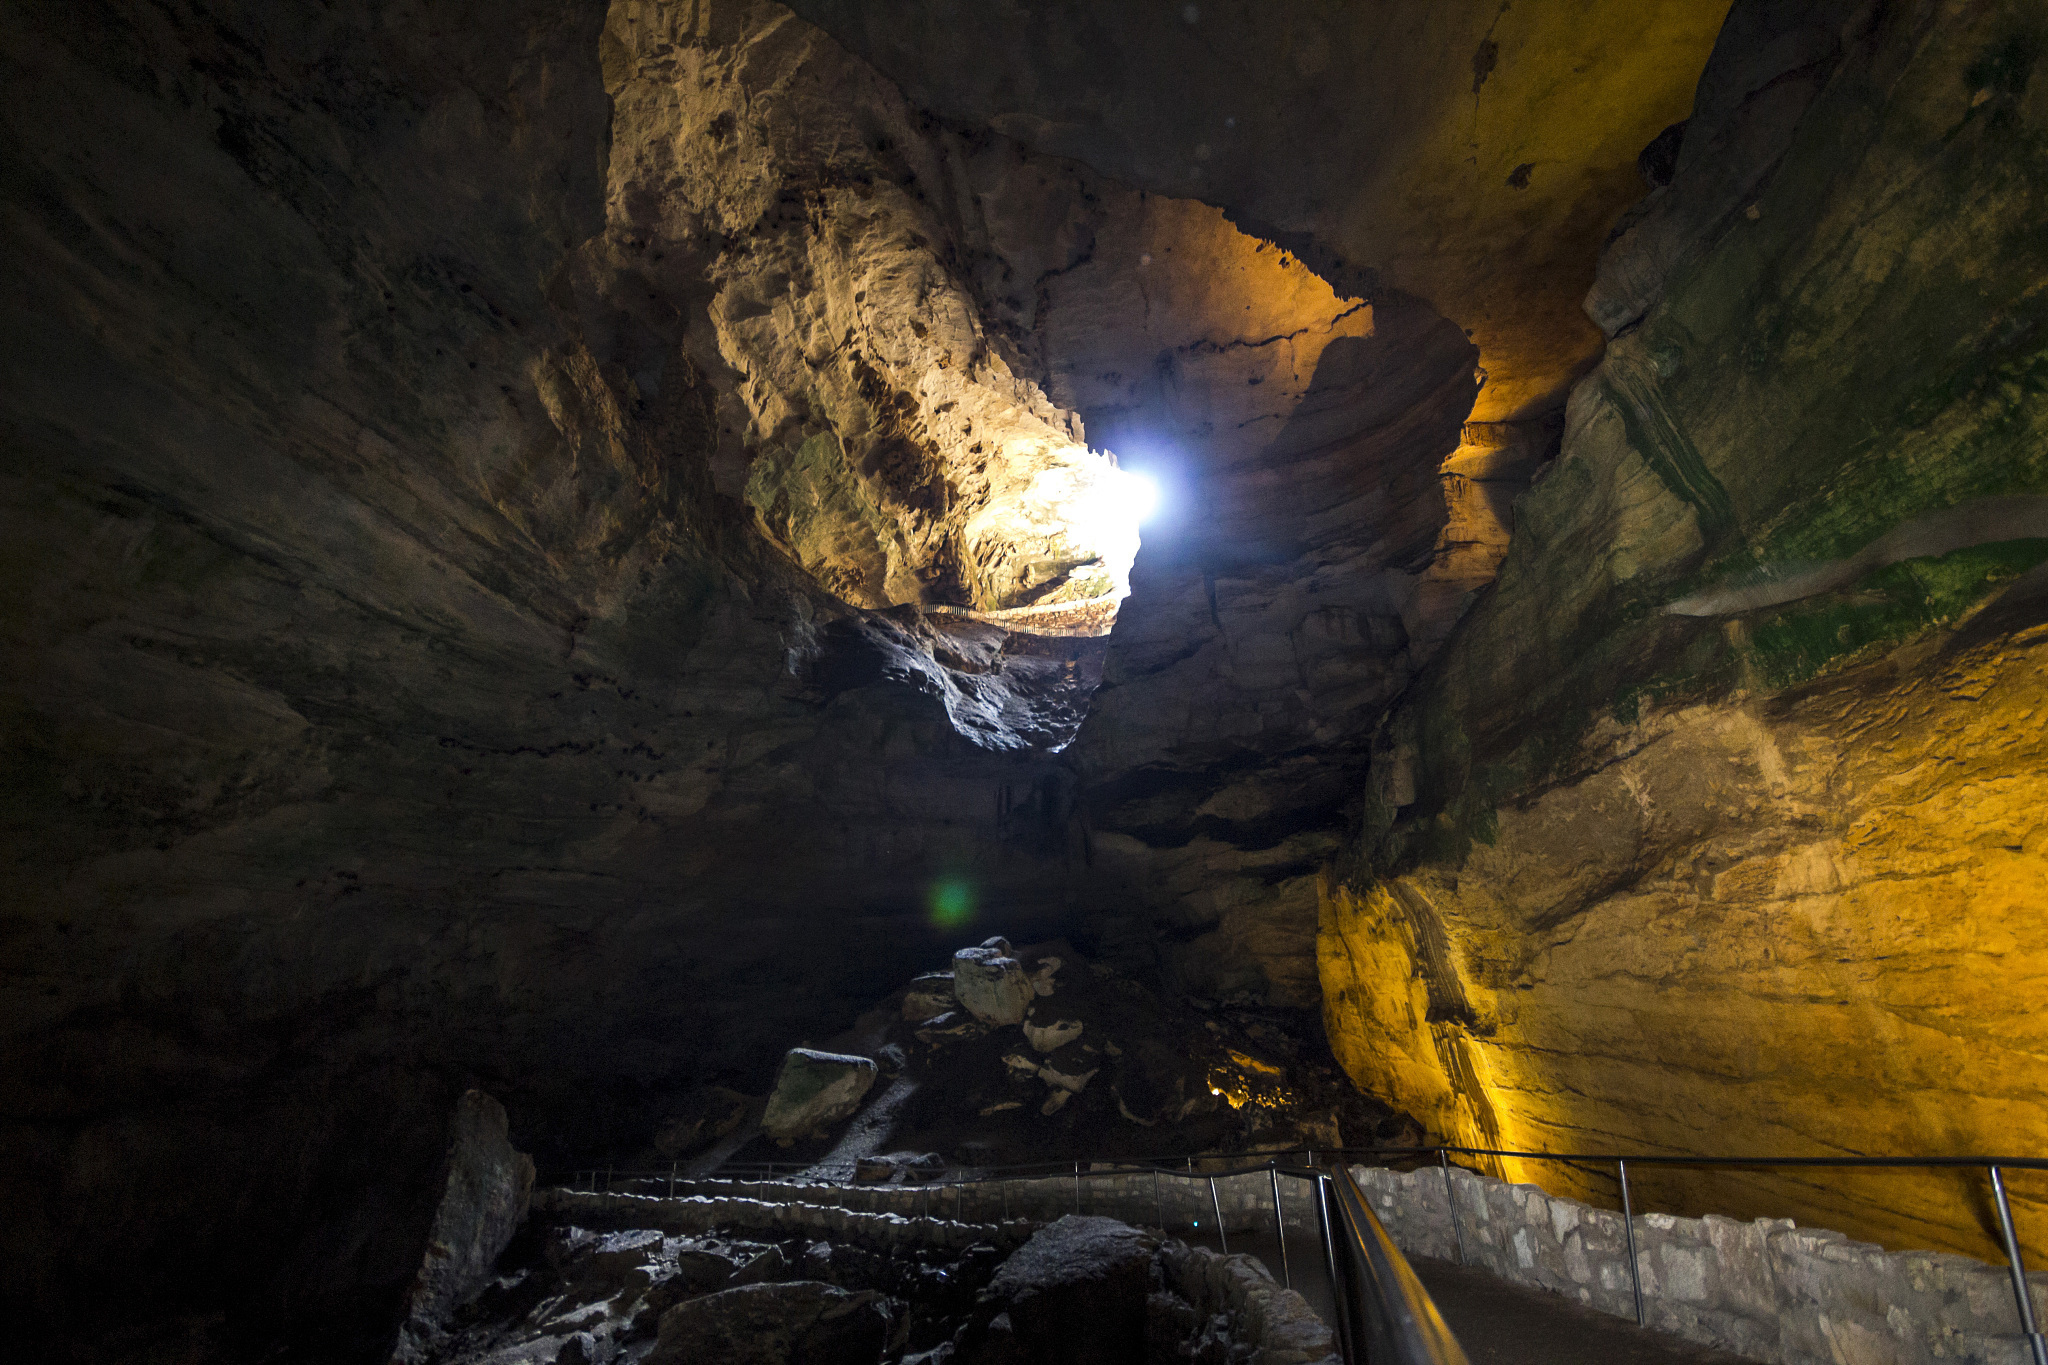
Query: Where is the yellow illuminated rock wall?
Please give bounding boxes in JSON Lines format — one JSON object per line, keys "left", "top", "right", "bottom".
{"left": 1323, "top": 0, "right": 2048, "bottom": 1264}
{"left": 1322, "top": 626, "right": 2048, "bottom": 1261}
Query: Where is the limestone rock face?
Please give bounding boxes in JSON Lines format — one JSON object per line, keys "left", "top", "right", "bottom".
{"left": 602, "top": 0, "right": 1129, "bottom": 616}
{"left": 951, "top": 947, "right": 1034, "bottom": 1026}
{"left": 389, "top": 1091, "right": 536, "bottom": 1362}
{"left": 965, "top": 1216, "right": 1155, "bottom": 1365}
{"left": 786, "top": 0, "right": 1733, "bottom": 423}
{"left": 1320, "top": 0, "right": 2048, "bottom": 1264}
{"left": 901, "top": 973, "right": 955, "bottom": 1023}
{"left": 650, "top": 1281, "right": 890, "bottom": 1365}
{"left": 761, "top": 1050, "right": 879, "bottom": 1144}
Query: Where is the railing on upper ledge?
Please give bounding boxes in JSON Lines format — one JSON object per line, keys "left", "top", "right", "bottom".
{"left": 555, "top": 1143, "right": 2048, "bottom": 1365}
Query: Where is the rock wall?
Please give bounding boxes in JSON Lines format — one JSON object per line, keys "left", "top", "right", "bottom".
{"left": 0, "top": 0, "right": 1083, "bottom": 1354}
{"left": 1353, "top": 1163, "right": 2048, "bottom": 1365}
{"left": 785, "top": 0, "right": 1733, "bottom": 422}
{"left": 390, "top": 1091, "right": 537, "bottom": 1362}
{"left": 0, "top": 0, "right": 1487, "bottom": 1353}
{"left": 1320, "top": 0, "right": 2048, "bottom": 1264}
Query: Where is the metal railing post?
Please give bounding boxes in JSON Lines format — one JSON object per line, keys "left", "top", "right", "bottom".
{"left": 1074, "top": 1161, "right": 1081, "bottom": 1215}
{"left": 1619, "top": 1159, "right": 1646, "bottom": 1327}
{"left": 1991, "top": 1166, "right": 2048, "bottom": 1365}
{"left": 668, "top": 1160, "right": 676, "bottom": 1199}
{"left": 1314, "top": 1172, "right": 1355, "bottom": 1365}
{"left": 1155, "top": 1170, "right": 1163, "bottom": 1230}
{"left": 1270, "top": 1161, "right": 1292, "bottom": 1289}
{"left": 1209, "top": 1175, "right": 1229, "bottom": 1254}
{"left": 1439, "top": 1150, "right": 1465, "bottom": 1265}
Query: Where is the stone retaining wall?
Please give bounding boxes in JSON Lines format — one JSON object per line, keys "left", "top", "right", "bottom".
{"left": 1159, "top": 1241, "right": 1338, "bottom": 1365}
{"left": 1350, "top": 1163, "right": 2048, "bottom": 1365}
{"left": 608, "top": 1166, "right": 1321, "bottom": 1237}
{"left": 531, "top": 1189, "right": 1031, "bottom": 1253}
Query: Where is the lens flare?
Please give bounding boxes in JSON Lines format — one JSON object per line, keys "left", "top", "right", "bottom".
{"left": 927, "top": 876, "right": 975, "bottom": 929}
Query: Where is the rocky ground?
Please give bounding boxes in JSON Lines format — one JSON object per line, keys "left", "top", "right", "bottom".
{"left": 418, "top": 1212, "right": 1330, "bottom": 1365}
{"left": 628, "top": 935, "right": 1417, "bottom": 1180}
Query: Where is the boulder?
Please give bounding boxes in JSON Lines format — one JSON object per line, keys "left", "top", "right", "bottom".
{"left": 854, "top": 1151, "right": 945, "bottom": 1184}
{"left": 962, "top": 1217, "right": 1153, "bottom": 1363}
{"left": 389, "top": 1089, "right": 537, "bottom": 1362}
{"left": 952, "top": 947, "right": 1033, "bottom": 1026}
{"left": 1021, "top": 1019, "right": 1082, "bottom": 1053}
{"left": 652, "top": 1086, "right": 753, "bottom": 1159}
{"left": 915, "top": 1011, "right": 985, "bottom": 1045}
{"left": 761, "top": 1049, "right": 878, "bottom": 1144}
{"left": 650, "top": 1281, "right": 890, "bottom": 1365}
{"left": 1037, "top": 1063, "right": 1097, "bottom": 1094}
{"left": 728, "top": 1245, "right": 787, "bottom": 1287}
{"left": 903, "top": 972, "right": 956, "bottom": 1022}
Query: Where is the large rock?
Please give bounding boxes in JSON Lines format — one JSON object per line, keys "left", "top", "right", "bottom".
{"left": 962, "top": 1216, "right": 1154, "bottom": 1364}
{"left": 388, "top": 1090, "right": 536, "bottom": 1362}
{"left": 952, "top": 945, "right": 1034, "bottom": 1026}
{"left": 1021, "top": 1018, "right": 1082, "bottom": 1053}
{"left": 902, "top": 973, "right": 957, "bottom": 1023}
{"left": 761, "top": 1049, "right": 879, "bottom": 1144}
{"left": 650, "top": 1281, "right": 890, "bottom": 1365}
{"left": 653, "top": 1085, "right": 754, "bottom": 1159}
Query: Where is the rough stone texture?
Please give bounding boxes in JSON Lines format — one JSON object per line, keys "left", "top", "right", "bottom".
{"left": 390, "top": 1091, "right": 537, "bottom": 1361}
{"left": 649, "top": 1280, "right": 890, "bottom": 1365}
{"left": 1584, "top": 0, "right": 1868, "bottom": 338}
{"left": 762, "top": 1050, "right": 879, "bottom": 1144}
{"left": 1155, "top": 1239, "right": 1339, "bottom": 1365}
{"left": 1318, "top": 0, "right": 2048, "bottom": 1266}
{"left": 0, "top": 2, "right": 1102, "bottom": 1352}
{"left": 951, "top": 947, "right": 1035, "bottom": 1026}
{"left": 1353, "top": 1163, "right": 2048, "bottom": 1365}
{"left": 11, "top": 0, "right": 2048, "bottom": 1358}
{"left": 968, "top": 1215, "right": 1155, "bottom": 1364}
{"left": 602, "top": 0, "right": 1136, "bottom": 618}
{"left": 786, "top": 0, "right": 1733, "bottom": 423}
{"left": 653, "top": 1086, "right": 754, "bottom": 1159}
{"left": 902, "top": 974, "right": 956, "bottom": 1023}
{"left": 507, "top": 1191, "right": 1326, "bottom": 1365}
{"left": 584, "top": 1165, "right": 1333, "bottom": 1241}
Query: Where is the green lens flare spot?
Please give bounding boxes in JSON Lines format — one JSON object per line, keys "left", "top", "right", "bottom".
{"left": 928, "top": 877, "right": 974, "bottom": 929}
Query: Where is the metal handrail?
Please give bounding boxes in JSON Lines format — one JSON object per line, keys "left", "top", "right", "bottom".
{"left": 559, "top": 1142, "right": 2048, "bottom": 1188}
{"left": 1322, "top": 1163, "right": 1470, "bottom": 1365}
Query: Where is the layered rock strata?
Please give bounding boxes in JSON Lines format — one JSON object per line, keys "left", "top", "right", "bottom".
{"left": 1320, "top": 0, "right": 2048, "bottom": 1263}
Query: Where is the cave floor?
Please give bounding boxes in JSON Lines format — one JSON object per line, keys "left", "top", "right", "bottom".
{"left": 1409, "top": 1255, "right": 1757, "bottom": 1364}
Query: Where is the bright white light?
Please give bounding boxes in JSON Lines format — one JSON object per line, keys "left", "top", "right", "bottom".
{"left": 1113, "top": 469, "right": 1161, "bottom": 523}
{"left": 1066, "top": 466, "right": 1158, "bottom": 561}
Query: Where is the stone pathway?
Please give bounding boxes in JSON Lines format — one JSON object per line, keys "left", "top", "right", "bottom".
{"left": 1410, "top": 1255, "right": 1758, "bottom": 1365}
